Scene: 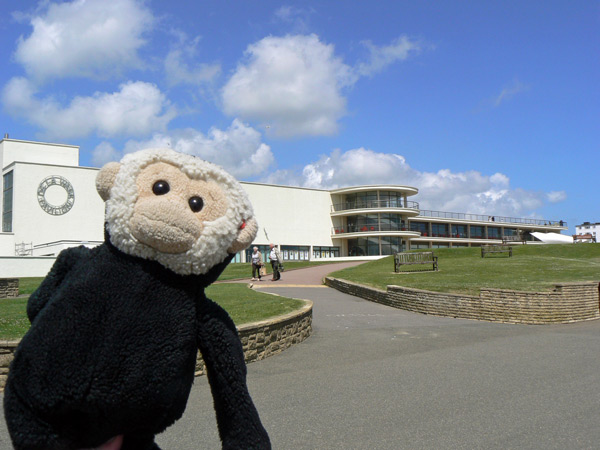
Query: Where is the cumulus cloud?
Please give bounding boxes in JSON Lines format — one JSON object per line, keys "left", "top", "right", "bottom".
{"left": 92, "top": 119, "right": 274, "bottom": 178}
{"left": 3, "top": 77, "right": 176, "bottom": 139}
{"left": 14, "top": 0, "right": 153, "bottom": 82}
{"left": 263, "top": 147, "right": 565, "bottom": 218}
{"left": 222, "top": 34, "right": 353, "bottom": 137}
{"left": 221, "top": 34, "right": 422, "bottom": 138}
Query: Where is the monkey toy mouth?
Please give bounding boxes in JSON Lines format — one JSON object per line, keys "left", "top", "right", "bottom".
{"left": 130, "top": 215, "right": 199, "bottom": 254}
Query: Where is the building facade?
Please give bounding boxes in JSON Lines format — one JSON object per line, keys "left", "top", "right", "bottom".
{"left": 1, "top": 138, "right": 568, "bottom": 276}
{"left": 575, "top": 222, "right": 599, "bottom": 243}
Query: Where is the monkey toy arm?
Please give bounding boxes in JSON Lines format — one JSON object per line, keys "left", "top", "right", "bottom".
{"left": 27, "top": 246, "right": 90, "bottom": 323}
{"left": 196, "top": 299, "right": 271, "bottom": 450}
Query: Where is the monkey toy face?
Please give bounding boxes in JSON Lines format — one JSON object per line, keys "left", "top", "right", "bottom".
{"left": 96, "top": 148, "right": 257, "bottom": 275}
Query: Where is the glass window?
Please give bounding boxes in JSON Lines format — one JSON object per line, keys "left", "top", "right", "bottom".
{"left": 451, "top": 225, "right": 467, "bottom": 238}
{"left": 432, "top": 223, "right": 449, "bottom": 237}
{"left": 470, "top": 226, "right": 484, "bottom": 239}
{"left": 380, "top": 236, "right": 402, "bottom": 255}
{"left": 2, "top": 171, "right": 13, "bottom": 233}
{"left": 410, "top": 221, "right": 429, "bottom": 235}
{"left": 313, "top": 246, "right": 340, "bottom": 259}
{"left": 367, "top": 237, "right": 379, "bottom": 255}
{"left": 281, "top": 245, "right": 310, "bottom": 261}
{"left": 380, "top": 213, "right": 401, "bottom": 231}
{"left": 488, "top": 227, "right": 501, "bottom": 239}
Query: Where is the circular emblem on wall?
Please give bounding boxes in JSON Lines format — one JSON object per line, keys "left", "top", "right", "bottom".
{"left": 37, "top": 175, "right": 75, "bottom": 215}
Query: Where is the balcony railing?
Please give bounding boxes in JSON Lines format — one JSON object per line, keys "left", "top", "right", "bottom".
{"left": 331, "top": 200, "right": 419, "bottom": 212}
{"left": 417, "top": 210, "right": 566, "bottom": 227}
{"left": 332, "top": 225, "right": 413, "bottom": 234}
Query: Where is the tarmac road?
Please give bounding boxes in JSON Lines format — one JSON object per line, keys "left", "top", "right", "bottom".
{"left": 2, "top": 264, "right": 599, "bottom": 449}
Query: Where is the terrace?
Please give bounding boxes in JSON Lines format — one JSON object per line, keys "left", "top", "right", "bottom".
{"left": 417, "top": 210, "right": 567, "bottom": 228}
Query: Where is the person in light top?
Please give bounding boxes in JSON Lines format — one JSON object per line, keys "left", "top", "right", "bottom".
{"left": 250, "top": 246, "right": 263, "bottom": 281}
{"left": 268, "top": 243, "right": 283, "bottom": 281}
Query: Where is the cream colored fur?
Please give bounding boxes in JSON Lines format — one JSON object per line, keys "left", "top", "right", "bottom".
{"left": 97, "top": 148, "right": 257, "bottom": 275}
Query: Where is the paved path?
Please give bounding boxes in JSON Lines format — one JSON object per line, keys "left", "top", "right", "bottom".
{"left": 2, "top": 264, "right": 600, "bottom": 449}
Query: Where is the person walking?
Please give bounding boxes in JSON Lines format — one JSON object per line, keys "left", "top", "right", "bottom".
{"left": 250, "top": 246, "right": 263, "bottom": 281}
{"left": 269, "top": 243, "right": 283, "bottom": 281}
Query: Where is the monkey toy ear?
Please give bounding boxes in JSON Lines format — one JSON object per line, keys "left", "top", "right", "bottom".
{"left": 96, "top": 162, "right": 122, "bottom": 201}
{"left": 228, "top": 217, "right": 258, "bottom": 254}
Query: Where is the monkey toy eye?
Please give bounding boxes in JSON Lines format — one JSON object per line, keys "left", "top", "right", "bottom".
{"left": 189, "top": 196, "right": 204, "bottom": 212}
{"left": 152, "top": 180, "right": 170, "bottom": 195}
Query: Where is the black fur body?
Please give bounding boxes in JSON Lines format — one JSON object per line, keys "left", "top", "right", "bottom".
{"left": 4, "top": 238, "right": 270, "bottom": 450}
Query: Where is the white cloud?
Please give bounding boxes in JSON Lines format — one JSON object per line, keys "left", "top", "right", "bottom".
{"left": 263, "top": 147, "right": 565, "bottom": 218}
{"left": 222, "top": 34, "right": 353, "bottom": 137}
{"left": 222, "top": 34, "right": 423, "bottom": 138}
{"left": 356, "top": 36, "right": 422, "bottom": 77}
{"left": 273, "top": 5, "right": 313, "bottom": 33}
{"left": 164, "top": 34, "right": 221, "bottom": 87}
{"left": 92, "top": 119, "right": 274, "bottom": 178}
{"left": 2, "top": 77, "right": 176, "bottom": 139}
{"left": 547, "top": 191, "right": 567, "bottom": 203}
{"left": 494, "top": 79, "right": 529, "bottom": 107}
{"left": 14, "top": 0, "right": 153, "bottom": 82}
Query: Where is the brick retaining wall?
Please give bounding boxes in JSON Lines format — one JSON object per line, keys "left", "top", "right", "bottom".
{"left": 325, "top": 277, "right": 599, "bottom": 325}
{"left": 0, "top": 278, "right": 19, "bottom": 298}
{"left": 0, "top": 300, "right": 312, "bottom": 391}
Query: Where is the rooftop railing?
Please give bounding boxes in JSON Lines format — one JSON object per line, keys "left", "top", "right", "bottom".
{"left": 332, "top": 200, "right": 419, "bottom": 212}
{"left": 417, "top": 210, "right": 566, "bottom": 227}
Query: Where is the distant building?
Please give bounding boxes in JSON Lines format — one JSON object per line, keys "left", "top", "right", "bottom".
{"left": 574, "top": 222, "right": 599, "bottom": 243}
{"left": 1, "top": 137, "right": 568, "bottom": 276}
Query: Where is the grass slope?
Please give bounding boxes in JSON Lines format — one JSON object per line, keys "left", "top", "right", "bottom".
{"left": 0, "top": 280, "right": 309, "bottom": 341}
{"left": 329, "top": 244, "right": 600, "bottom": 295}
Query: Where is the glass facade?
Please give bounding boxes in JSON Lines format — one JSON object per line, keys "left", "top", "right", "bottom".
{"left": 451, "top": 224, "right": 467, "bottom": 238}
{"left": 488, "top": 227, "right": 501, "bottom": 239}
{"left": 470, "top": 226, "right": 484, "bottom": 239}
{"left": 348, "top": 236, "right": 402, "bottom": 256}
{"left": 410, "top": 221, "right": 428, "bottom": 235}
{"left": 281, "top": 245, "right": 310, "bottom": 261}
{"left": 313, "top": 246, "right": 340, "bottom": 259}
{"left": 431, "top": 223, "right": 449, "bottom": 237}
{"left": 2, "top": 171, "right": 13, "bottom": 233}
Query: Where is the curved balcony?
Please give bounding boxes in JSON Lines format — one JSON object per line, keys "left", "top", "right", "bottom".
{"left": 331, "top": 200, "right": 420, "bottom": 217}
{"left": 332, "top": 225, "right": 421, "bottom": 239}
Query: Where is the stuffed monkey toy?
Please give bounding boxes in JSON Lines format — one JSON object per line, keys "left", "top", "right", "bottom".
{"left": 3, "top": 148, "right": 270, "bottom": 450}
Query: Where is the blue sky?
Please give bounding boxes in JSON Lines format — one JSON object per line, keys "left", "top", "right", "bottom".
{"left": 0, "top": 0, "right": 598, "bottom": 234}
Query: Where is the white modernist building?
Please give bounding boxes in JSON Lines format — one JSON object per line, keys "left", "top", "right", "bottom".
{"left": 1, "top": 138, "right": 568, "bottom": 276}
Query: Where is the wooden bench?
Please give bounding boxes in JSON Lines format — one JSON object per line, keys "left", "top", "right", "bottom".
{"left": 394, "top": 252, "right": 438, "bottom": 272}
{"left": 481, "top": 245, "right": 512, "bottom": 258}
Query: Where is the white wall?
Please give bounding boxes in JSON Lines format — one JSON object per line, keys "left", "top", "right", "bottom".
{"left": 0, "top": 256, "right": 56, "bottom": 278}
{"left": 1, "top": 139, "right": 79, "bottom": 167}
{"left": 241, "top": 182, "right": 335, "bottom": 247}
{"left": 0, "top": 233, "right": 15, "bottom": 255}
{"left": 10, "top": 163, "right": 104, "bottom": 254}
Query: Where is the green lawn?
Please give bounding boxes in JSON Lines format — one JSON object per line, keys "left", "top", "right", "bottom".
{"left": 330, "top": 244, "right": 600, "bottom": 295}
{"left": 0, "top": 282, "right": 306, "bottom": 340}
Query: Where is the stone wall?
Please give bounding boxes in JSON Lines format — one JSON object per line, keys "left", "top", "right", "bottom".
{"left": 195, "top": 300, "right": 313, "bottom": 375}
{"left": 325, "top": 277, "right": 599, "bottom": 325}
{"left": 0, "top": 300, "right": 313, "bottom": 391}
{"left": 0, "top": 278, "right": 19, "bottom": 298}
